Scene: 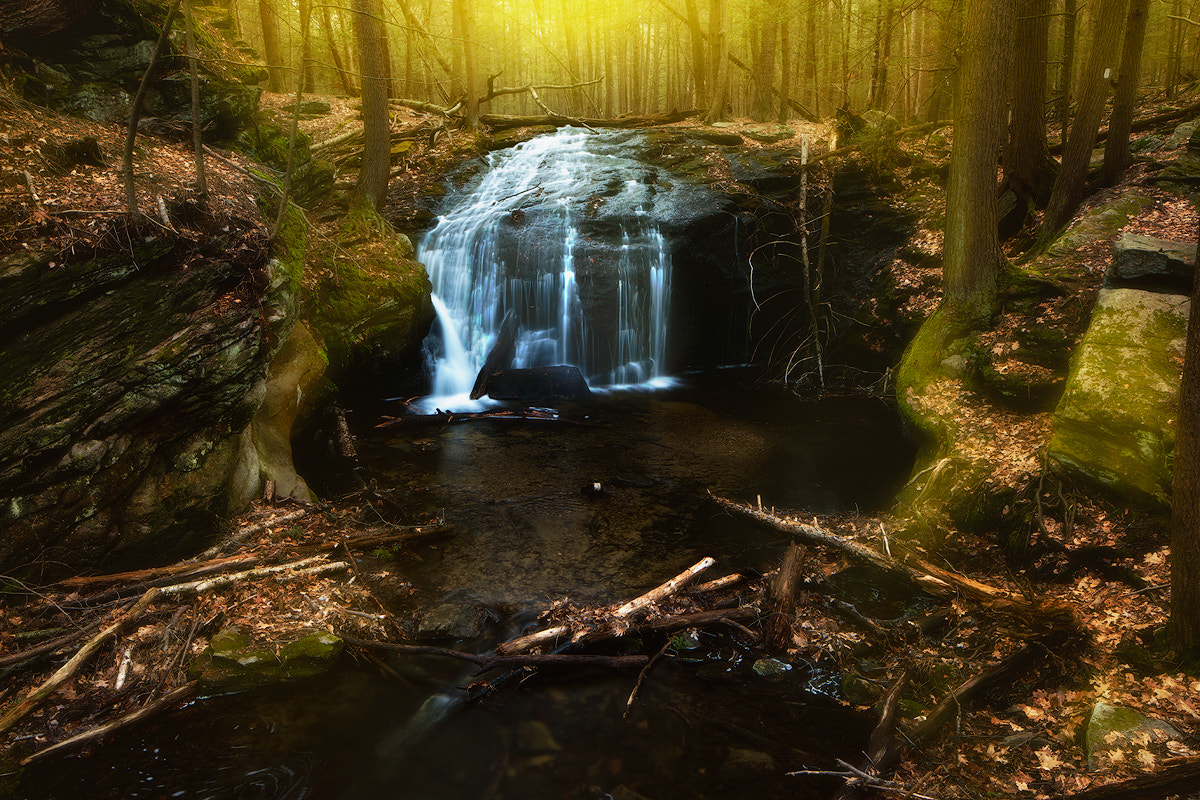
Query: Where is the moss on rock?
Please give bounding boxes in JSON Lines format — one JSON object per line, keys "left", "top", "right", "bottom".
{"left": 1048, "top": 288, "right": 1187, "bottom": 509}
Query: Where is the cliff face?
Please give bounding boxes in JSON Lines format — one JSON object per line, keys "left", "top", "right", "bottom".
{"left": 0, "top": 207, "right": 297, "bottom": 577}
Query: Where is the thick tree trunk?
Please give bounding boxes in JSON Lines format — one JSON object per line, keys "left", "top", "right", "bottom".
{"left": 1005, "top": 0, "right": 1057, "bottom": 203}
{"left": 752, "top": 17, "right": 777, "bottom": 121}
{"left": 258, "top": 0, "right": 286, "bottom": 92}
{"left": 1099, "top": 0, "right": 1149, "bottom": 186}
{"left": 352, "top": 0, "right": 390, "bottom": 210}
{"left": 453, "top": 0, "right": 480, "bottom": 126}
{"left": 943, "top": 0, "right": 1015, "bottom": 318}
{"left": 703, "top": 0, "right": 730, "bottom": 123}
{"left": 1057, "top": 0, "right": 1077, "bottom": 129}
{"left": 1170, "top": 218, "right": 1200, "bottom": 657}
{"left": 1038, "top": 0, "right": 1128, "bottom": 242}
{"left": 685, "top": 0, "right": 707, "bottom": 107}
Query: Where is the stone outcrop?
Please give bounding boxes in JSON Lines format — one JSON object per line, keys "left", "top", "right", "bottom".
{"left": 1048, "top": 288, "right": 1188, "bottom": 509}
{"left": 1108, "top": 232, "right": 1197, "bottom": 294}
{"left": 0, "top": 222, "right": 298, "bottom": 577}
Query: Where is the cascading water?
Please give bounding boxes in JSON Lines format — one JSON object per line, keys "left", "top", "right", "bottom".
{"left": 418, "top": 128, "right": 674, "bottom": 410}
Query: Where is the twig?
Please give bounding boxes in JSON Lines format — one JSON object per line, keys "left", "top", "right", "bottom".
{"left": 623, "top": 641, "right": 672, "bottom": 719}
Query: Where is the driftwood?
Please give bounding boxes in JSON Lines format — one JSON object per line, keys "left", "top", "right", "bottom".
{"left": 710, "top": 492, "right": 1078, "bottom": 630}
{"left": 340, "top": 634, "right": 648, "bottom": 674}
{"left": 498, "top": 557, "right": 716, "bottom": 654}
{"left": 20, "top": 681, "right": 199, "bottom": 765}
{"left": 0, "top": 588, "right": 161, "bottom": 736}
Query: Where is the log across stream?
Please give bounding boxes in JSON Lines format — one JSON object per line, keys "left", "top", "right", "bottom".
{"left": 18, "top": 372, "right": 918, "bottom": 800}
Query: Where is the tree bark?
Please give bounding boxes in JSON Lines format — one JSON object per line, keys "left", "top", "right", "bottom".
{"left": 453, "top": 0, "right": 480, "bottom": 127}
{"left": 352, "top": 0, "right": 391, "bottom": 210}
{"left": 257, "top": 0, "right": 286, "bottom": 92}
{"left": 942, "top": 0, "right": 1014, "bottom": 319}
{"left": 1005, "top": 0, "right": 1057, "bottom": 204}
{"left": 322, "top": 5, "right": 358, "bottom": 96}
{"left": 1038, "top": 0, "right": 1128, "bottom": 242}
{"left": 1170, "top": 217, "right": 1200, "bottom": 657}
{"left": 703, "top": 0, "right": 730, "bottom": 123}
{"left": 685, "top": 0, "right": 707, "bottom": 107}
{"left": 1099, "top": 0, "right": 1149, "bottom": 186}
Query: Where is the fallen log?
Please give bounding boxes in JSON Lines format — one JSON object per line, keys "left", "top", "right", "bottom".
{"left": 479, "top": 109, "right": 699, "bottom": 130}
{"left": 1062, "top": 756, "right": 1200, "bottom": 800}
{"left": 20, "top": 681, "right": 199, "bottom": 765}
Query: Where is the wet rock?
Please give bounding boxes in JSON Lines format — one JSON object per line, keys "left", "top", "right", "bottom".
{"left": 1085, "top": 702, "right": 1180, "bottom": 768}
{"left": 418, "top": 601, "right": 482, "bottom": 640}
{"left": 752, "top": 657, "right": 792, "bottom": 677}
{"left": 1109, "top": 233, "right": 1197, "bottom": 294}
{"left": 1048, "top": 288, "right": 1188, "bottom": 508}
{"left": 486, "top": 366, "right": 593, "bottom": 403}
{"left": 188, "top": 627, "right": 343, "bottom": 694}
{"left": 517, "top": 720, "right": 563, "bottom": 753}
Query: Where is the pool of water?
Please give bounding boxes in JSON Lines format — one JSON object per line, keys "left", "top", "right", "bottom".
{"left": 17, "top": 373, "right": 914, "bottom": 800}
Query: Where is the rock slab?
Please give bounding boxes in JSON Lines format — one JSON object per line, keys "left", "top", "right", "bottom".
{"left": 1048, "top": 288, "right": 1188, "bottom": 508}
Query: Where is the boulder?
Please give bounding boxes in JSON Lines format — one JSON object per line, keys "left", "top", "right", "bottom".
{"left": 486, "top": 366, "right": 593, "bottom": 403}
{"left": 1048, "top": 288, "right": 1188, "bottom": 508}
{"left": 188, "top": 627, "right": 343, "bottom": 694}
{"left": 1108, "top": 232, "right": 1197, "bottom": 293}
{"left": 1084, "top": 702, "right": 1180, "bottom": 768}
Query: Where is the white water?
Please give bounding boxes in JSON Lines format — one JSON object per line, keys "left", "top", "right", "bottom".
{"left": 418, "top": 128, "right": 674, "bottom": 411}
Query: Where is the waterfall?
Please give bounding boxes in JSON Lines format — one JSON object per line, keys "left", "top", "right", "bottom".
{"left": 418, "top": 128, "right": 674, "bottom": 411}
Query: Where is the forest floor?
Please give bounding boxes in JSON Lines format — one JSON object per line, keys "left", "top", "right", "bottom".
{"left": 3, "top": 88, "right": 1200, "bottom": 800}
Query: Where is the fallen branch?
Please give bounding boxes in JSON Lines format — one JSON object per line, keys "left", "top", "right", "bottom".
{"left": 60, "top": 553, "right": 261, "bottom": 588}
{"left": 157, "top": 556, "right": 347, "bottom": 596}
{"left": 20, "top": 681, "right": 199, "bottom": 765}
{"left": 196, "top": 509, "right": 310, "bottom": 560}
{"left": 709, "top": 492, "right": 1077, "bottom": 629}
{"left": 498, "top": 556, "right": 716, "bottom": 654}
{"left": 0, "top": 588, "right": 161, "bottom": 737}
{"left": 831, "top": 670, "right": 911, "bottom": 800}
{"left": 340, "top": 634, "right": 648, "bottom": 673}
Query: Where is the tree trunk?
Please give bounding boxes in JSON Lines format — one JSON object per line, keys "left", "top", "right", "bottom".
{"left": 1098, "top": 0, "right": 1149, "bottom": 186}
{"left": 258, "top": 0, "right": 286, "bottom": 92}
{"left": 752, "top": 15, "right": 777, "bottom": 121}
{"left": 685, "top": 0, "right": 707, "bottom": 107}
{"left": 1005, "top": 0, "right": 1057, "bottom": 203}
{"left": 943, "top": 0, "right": 1015, "bottom": 318}
{"left": 352, "top": 0, "right": 390, "bottom": 210}
{"left": 1038, "top": 0, "right": 1128, "bottom": 243}
{"left": 1057, "top": 0, "right": 1077, "bottom": 131}
{"left": 704, "top": 0, "right": 730, "bottom": 123}
{"left": 925, "top": 0, "right": 962, "bottom": 122}
{"left": 805, "top": 0, "right": 819, "bottom": 118}
{"left": 453, "top": 0, "right": 480, "bottom": 126}
{"left": 1170, "top": 218, "right": 1200, "bottom": 657}
{"left": 322, "top": 6, "right": 358, "bottom": 96}
{"left": 778, "top": 17, "right": 791, "bottom": 123}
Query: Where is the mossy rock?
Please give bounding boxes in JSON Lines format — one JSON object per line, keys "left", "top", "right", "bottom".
{"left": 188, "top": 627, "right": 343, "bottom": 693}
{"left": 743, "top": 124, "right": 795, "bottom": 144}
{"left": 304, "top": 202, "right": 434, "bottom": 373}
{"left": 1084, "top": 702, "right": 1179, "bottom": 768}
{"left": 1048, "top": 288, "right": 1187, "bottom": 509}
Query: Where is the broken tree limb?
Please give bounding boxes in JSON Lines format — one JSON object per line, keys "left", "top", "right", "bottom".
{"left": 20, "top": 681, "right": 199, "bottom": 765}
{"left": 498, "top": 556, "right": 717, "bottom": 654}
{"left": 831, "top": 669, "right": 911, "bottom": 800}
{"left": 709, "top": 492, "right": 1078, "bottom": 629}
{"left": 0, "top": 588, "right": 161, "bottom": 737}
{"left": 339, "top": 634, "right": 648, "bottom": 673}
{"left": 612, "top": 557, "right": 716, "bottom": 619}
{"left": 157, "top": 556, "right": 345, "bottom": 596}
